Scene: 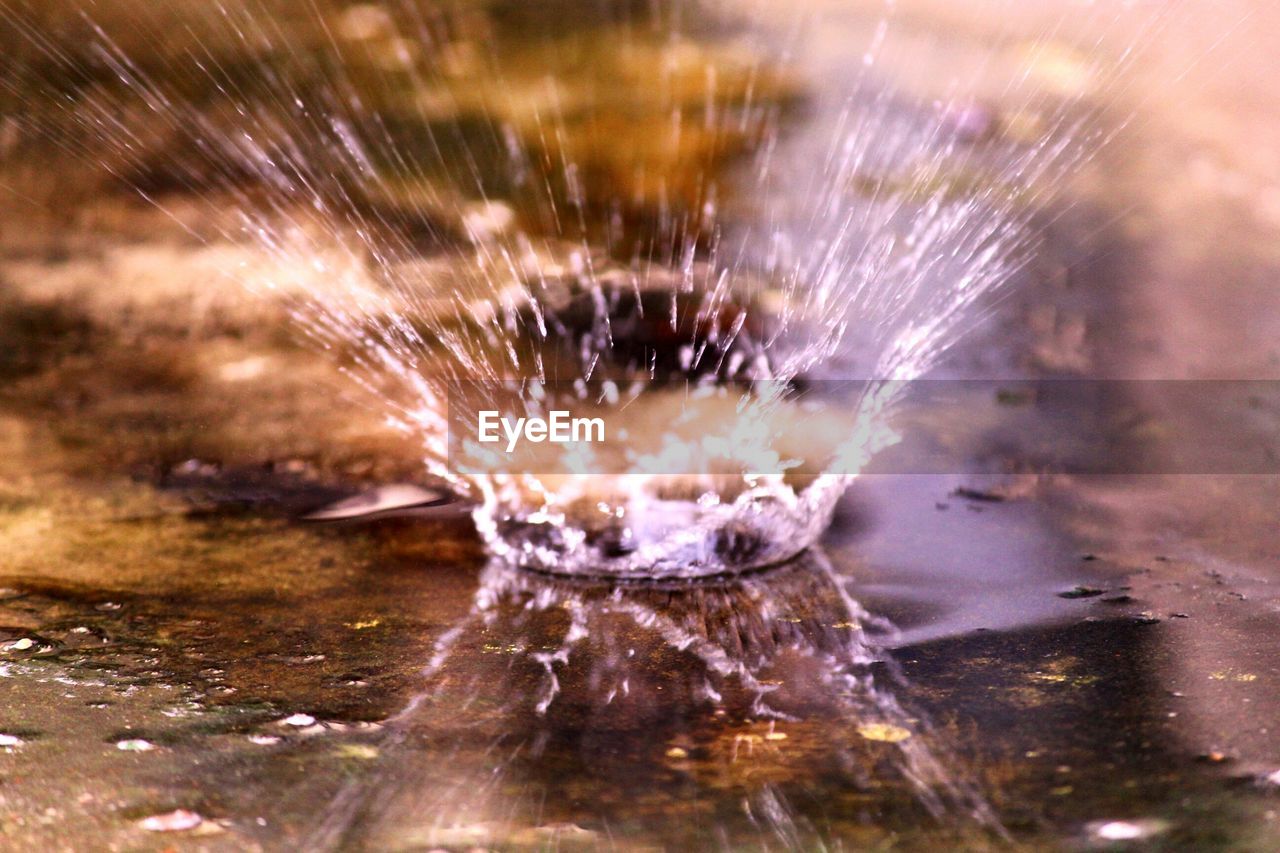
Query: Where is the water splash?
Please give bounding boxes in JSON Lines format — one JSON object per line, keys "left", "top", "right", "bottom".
{"left": 0, "top": 0, "right": 1164, "bottom": 573}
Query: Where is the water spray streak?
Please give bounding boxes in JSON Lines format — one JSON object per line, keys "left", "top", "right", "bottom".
{"left": 0, "top": 0, "right": 1165, "bottom": 576}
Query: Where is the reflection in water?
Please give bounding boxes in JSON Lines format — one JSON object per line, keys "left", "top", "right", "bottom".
{"left": 312, "top": 552, "right": 1001, "bottom": 848}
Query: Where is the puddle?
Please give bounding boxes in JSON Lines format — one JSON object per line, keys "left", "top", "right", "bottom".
{"left": 2, "top": 0, "right": 1280, "bottom": 850}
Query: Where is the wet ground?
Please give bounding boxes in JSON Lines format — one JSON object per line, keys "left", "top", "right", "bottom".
{"left": 3, "top": 0, "right": 1280, "bottom": 850}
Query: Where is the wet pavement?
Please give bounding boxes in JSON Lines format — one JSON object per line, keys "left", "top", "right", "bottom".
{"left": 4, "top": 0, "right": 1280, "bottom": 850}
